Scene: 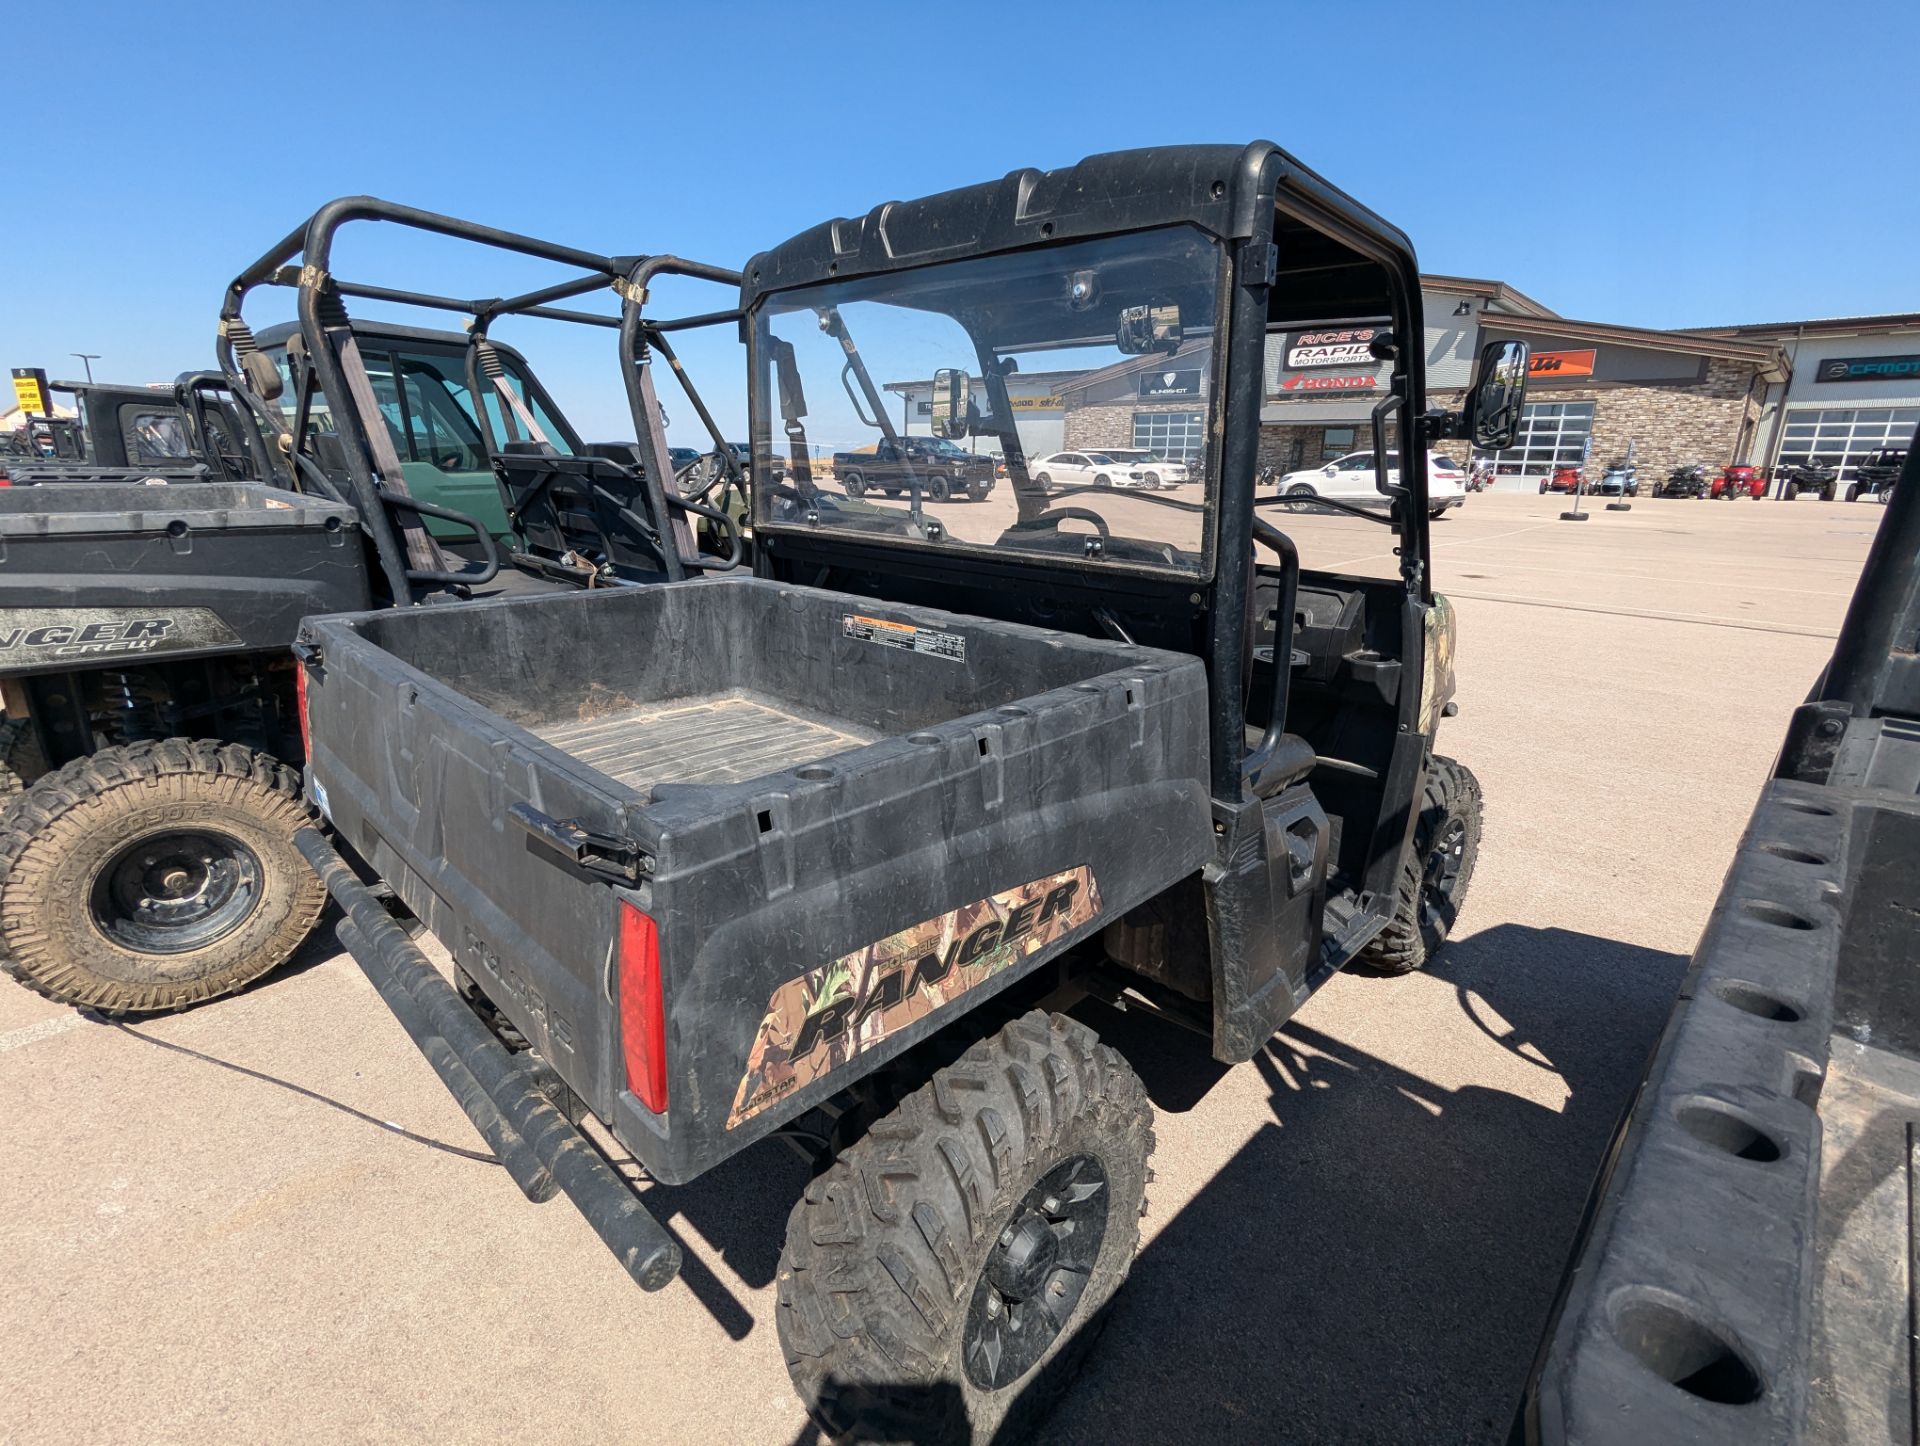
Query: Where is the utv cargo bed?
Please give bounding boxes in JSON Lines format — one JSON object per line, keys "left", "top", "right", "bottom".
{"left": 301, "top": 576, "right": 1215, "bottom": 1183}
{"left": 0, "top": 481, "right": 366, "bottom": 676}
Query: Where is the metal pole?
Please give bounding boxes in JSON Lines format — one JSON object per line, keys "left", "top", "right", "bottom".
{"left": 71, "top": 353, "right": 99, "bottom": 384}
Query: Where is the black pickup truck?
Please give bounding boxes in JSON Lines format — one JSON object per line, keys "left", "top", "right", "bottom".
{"left": 833, "top": 434, "right": 996, "bottom": 501}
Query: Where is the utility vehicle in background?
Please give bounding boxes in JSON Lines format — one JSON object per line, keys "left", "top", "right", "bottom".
{"left": 1775, "top": 456, "right": 1838, "bottom": 501}
{"left": 0, "top": 197, "right": 745, "bottom": 1013}
{"left": 1522, "top": 437, "right": 1920, "bottom": 1446}
{"left": 1848, "top": 446, "right": 1903, "bottom": 502}
{"left": 0, "top": 372, "right": 260, "bottom": 486}
{"left": 295, "top": 141, "right": 1526, "bottom": 1443}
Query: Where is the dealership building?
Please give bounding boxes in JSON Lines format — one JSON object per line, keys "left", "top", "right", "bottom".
{"left": 887, "top": 281, "right": 1918, "bottom": 490}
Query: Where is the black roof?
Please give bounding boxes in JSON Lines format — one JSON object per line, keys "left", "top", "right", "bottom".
{"left": 740, "top": 142, "right": 1414, "bottom": 309}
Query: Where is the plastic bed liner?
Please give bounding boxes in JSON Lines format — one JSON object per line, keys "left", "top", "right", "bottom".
{"left": 529, "top": 692, "right": 880, "bottom": 792}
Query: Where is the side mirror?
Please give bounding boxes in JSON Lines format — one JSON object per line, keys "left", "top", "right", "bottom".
{"left": 1116, "top": 303, "right": 1182, "bottom": 355}
{"left": 1462, "top": 340, "right": 1528, "bottom": 450}
{"left": 931, "top": 367, "right": 970, "bottom": 439}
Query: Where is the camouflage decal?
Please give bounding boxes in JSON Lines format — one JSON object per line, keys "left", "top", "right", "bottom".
{"left": 727, "top": 866, "right": 1101, "bottom": 1128}
{"left": 1420, "top": 593, "right": 1458, "bottom": 735}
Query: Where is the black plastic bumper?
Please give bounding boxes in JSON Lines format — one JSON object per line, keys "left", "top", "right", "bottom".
{"left": 294, "top": 827, "right": 682, "bottom": 1292}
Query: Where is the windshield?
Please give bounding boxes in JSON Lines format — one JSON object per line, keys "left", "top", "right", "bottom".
{"left": 754, "top": 226, "right": 1223, "bottom": 577}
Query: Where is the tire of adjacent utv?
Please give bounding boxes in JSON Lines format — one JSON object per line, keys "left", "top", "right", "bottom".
{"left": 0, "top": 715, "right": 49, "bottom": 798}
{"left": 779, "top": 1010, "right": 1154, "bottom": 1446}
{"left": 1356, "top": 754, "right": 1483, "bottom": 976}
{"left": 0, "top": 739, "right": 327, "bottom": 1014}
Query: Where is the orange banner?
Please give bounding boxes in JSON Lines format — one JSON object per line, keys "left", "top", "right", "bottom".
{"left": 1528, "top": 349, "right": 1596, "bottom": 379}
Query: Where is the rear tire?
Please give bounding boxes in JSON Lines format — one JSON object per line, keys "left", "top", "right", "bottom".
{"left": 0, "top": 739, "right": 326, "bottom": 1014}
{"left": 0, "top": 716, "right": 49, "bottom": 798}
{"left": 1356, "top": 754, "right": 1483, "bottom": 976}
{"left": 843, "top": 471, "right": 867, "bottom": 499}
{"left": 1033, "top": 472, "right": 1052, "bottom": 491}
{"left": 1845, "top": 483, "right": 1861, "bottom": 502}
{"left": 779, "top": 1010, "right": 1153, "bottom": 1446}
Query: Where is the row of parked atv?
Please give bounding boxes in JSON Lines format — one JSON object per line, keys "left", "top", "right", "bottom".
{"left": 1538, "top": 454, "right": 1903, "bottom": 502}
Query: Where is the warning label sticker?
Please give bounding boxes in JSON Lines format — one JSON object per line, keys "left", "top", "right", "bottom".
{"left": 842, "top": 614, "right": 966, "bottom": 662}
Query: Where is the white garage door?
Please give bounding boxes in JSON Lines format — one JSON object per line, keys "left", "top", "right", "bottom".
{"left": 1777, "top": 406, "right": 1920, "bottom": 482}
{"left": 1487, "top": 400, "right": 1595, "bottom": 480}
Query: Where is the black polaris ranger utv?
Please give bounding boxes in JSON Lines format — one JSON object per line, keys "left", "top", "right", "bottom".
{"left": 0, "top": 197, "right": 745, "bottom": 1013}
{"left": 0, "top": 372, "right": 260, "bottom": 486}
{"left": 294, "top": 142, "right": 1526, "bottom": 1442}
{"left": 1520, "top": 432, "right": 1920, "bottom": 1445}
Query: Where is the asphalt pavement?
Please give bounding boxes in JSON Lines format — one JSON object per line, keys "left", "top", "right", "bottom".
{"left": 0, "top": 491, "right": 1885, "bottom": 1444}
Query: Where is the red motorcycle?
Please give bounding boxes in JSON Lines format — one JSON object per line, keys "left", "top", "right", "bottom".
{"left": 1710, "top": 465, "right": 1764, "bottom": 500}
{"left": 1540, "top": 464, "right": 1584, "bottom": 495}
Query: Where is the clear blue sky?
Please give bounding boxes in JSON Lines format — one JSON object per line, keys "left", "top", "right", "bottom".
{"left": 4, "top": 0, "right": 1915, "bottom": 441}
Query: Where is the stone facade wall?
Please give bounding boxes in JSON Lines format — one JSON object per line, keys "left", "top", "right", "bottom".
{"left": 1061, "top": 400, "right": 1204, "bottom": 453}
{"left": 1531, "top": 358, "right": 1765, "bottom": 480}
{"left": 1417, "top": 365, "right": 1764, "bottom": 481}
{"left": 1075, "top": 359, "right": 1771, "bottom": 489}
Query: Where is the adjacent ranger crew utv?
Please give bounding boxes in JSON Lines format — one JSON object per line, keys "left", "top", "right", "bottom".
{"left": 1521, "top": 436, "right": 1920, "bottom": 1446}
{"left": 295, "top": 142, "right": 1524, "bottom": 1442}
{"left": 0, "top": 198, "right": 744, "bottom": 1014}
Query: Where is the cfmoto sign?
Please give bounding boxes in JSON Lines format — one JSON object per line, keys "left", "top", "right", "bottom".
{"left": 1815, "top": 354, "right": 1920, "bottom": 384}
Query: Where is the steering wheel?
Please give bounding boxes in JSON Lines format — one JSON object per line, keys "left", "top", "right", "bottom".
{"left": 1000, "top": 506, "right": 1112, "bottom": 541}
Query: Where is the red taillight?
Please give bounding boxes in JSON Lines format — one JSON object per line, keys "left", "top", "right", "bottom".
{"left": 294, "top": 664, "right": 312, "bottom": 759}
{"left": 618, "top": 900, "right": 668, "bottom": 1113}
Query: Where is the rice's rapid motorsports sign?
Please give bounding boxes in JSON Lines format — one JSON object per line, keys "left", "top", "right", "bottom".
{"left": 1285, "top": 326, "right": 1384, "bottom": 369}
{"left": 1815, "top": 354, "right": 1920, "bottom": 384}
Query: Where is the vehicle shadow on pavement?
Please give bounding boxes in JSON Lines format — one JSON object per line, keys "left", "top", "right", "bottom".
{"left": 1041, "top": 923, "right": 1688, "bottom": 1446}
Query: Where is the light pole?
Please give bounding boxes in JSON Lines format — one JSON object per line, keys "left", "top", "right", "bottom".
{"left": 70, "top": 353, "right": 99, "bottom": 384}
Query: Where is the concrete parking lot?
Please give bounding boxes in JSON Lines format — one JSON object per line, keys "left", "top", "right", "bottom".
{"left": 0, "top": 492, "right": 1885, "bottom": 1445}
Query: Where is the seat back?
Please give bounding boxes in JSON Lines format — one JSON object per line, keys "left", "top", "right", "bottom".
{"left": 493, "top": 441, "right": 674, "bottom": 582}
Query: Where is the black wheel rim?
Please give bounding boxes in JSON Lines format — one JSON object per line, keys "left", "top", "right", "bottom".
{"left": 1419, "top": 816, "right": 1469, "bottom": 933}
{"left": 963, "top": 1153, "right": 1110, "bottom": 1391}
{"left": 88, "top": 829, "right": 264, "bottom": 954}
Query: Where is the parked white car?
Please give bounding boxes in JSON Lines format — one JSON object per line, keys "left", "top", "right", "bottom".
{"left": 1274, "top": 449, "right": 1467, "bottom": 518}
{"left": 1090, "top": 448, "right": 1190, "bottom": 487}
{"left": 1030, "top": 450, "right": 1184, "bottom": 491}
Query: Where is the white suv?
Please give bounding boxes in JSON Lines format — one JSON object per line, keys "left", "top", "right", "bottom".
{"left": 1274, "top": 450, "right": 1467, "bottom": 518}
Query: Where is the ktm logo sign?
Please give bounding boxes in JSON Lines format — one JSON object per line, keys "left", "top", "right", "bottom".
{"left": 1528, "top": 350, "right": 1597, "bottom": 379}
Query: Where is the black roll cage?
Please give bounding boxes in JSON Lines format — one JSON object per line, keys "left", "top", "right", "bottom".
{"left": 739, "top": 142, "right": 1435, "bottom": 806}
{"left": 217, "top": 196, "right": 744, "bottom": 603}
